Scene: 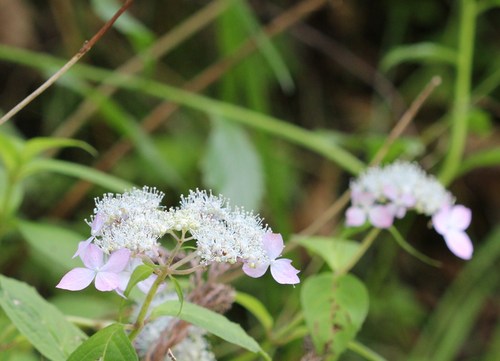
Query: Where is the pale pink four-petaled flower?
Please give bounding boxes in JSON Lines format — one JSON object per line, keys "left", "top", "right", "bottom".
{"left": 242, "top": 233, "right": 300, "bottom": 285}
{"left": 432, "top": 205, "right": 473, "bottom": 260}
{"left": 57, "top": 243, "right": 130, "bottom": 293}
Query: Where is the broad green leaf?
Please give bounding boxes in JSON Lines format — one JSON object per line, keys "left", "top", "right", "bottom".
{"left": 301, "top": 273, "right": 369, "bottom": 360}
{"left": 295, "top": 236, "right": 360, "bottom": 271}
{"left": 20, "top": 159, "right": 134, "bottom": 191}
{"left": 152, "top": 300, "right": 270, "bottom": 360}
{"left": 67, "top": 324, "right": 138, "bottom": 361}
{"left": 381, "top": 42, "right": 457, "bottom": 71}
{"left": 124, "top": 265, "right": 154, "bottom": 298}
{"left": 202, "top": 118, "right": 264, "bottom": 210}
{"left": 235, "top": 292, "right": 274, "bottom": 331}
{"left": 21, "top": 138, "right": 96, "bottom": 162}
{"left": 18, "top": 220, "right": 83, "bottom": 273}
{"left": 0, "top": 275, "right": 87, "bottom": 361}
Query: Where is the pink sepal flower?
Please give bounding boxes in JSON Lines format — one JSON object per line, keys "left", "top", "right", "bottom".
{"left": 57, "top": 244, "right": 131, "bottom": 292}
{"left": 346, "top": 189, "right": 394, "bottom": 229}
{"left": 242, "top": 233, "right": 300, "bottom": 285}
{"left": 432, "top": 205, "right": 473, "bottom": 260}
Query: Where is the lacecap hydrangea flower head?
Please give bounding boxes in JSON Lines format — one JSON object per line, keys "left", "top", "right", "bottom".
{"left": 345, "top": 161, "right": 473, "bottom": 260}
{"left": 57, "top": 187, "right": 300, "bottom": 295}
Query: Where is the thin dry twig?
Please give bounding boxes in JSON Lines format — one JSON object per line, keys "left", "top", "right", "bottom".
{"left": 0, "top": 0, "right": 134, "bottom": 126}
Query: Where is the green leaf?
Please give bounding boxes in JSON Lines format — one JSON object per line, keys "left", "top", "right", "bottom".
{"left": 124, "top": 265, "right": 154, "bottom": 298}
{"left": 0, "top": 132, "right": 22, "bottom": 172}
{"left": 301, "top": 273, "right": 369, "bottom": 360}
{"left": 295, "top": 236, "right": 361, "bottom": 271}
{"left": 152, "top": 300, "right": 270, "bottom": 360}
{"left": 21, "top": 137, "right": 96, "bottom": 162}
{"left": 235, "top": 292, "right": 274, "bottom": 331}
{"left": 67, "top": 324, "right": 138, "bottom": 361}
{"left": 168, "top": 275, "right": 184, "bottom": 316}
{"left": 17, "top": 220, "right": 84, "bottom": 273}
{"left": 381, "top": 42, "right": 457, "bottom": 71}
{"left": 201, "top": 118, "right": 264, "bottom": 210}
{"left": 20, "top": 159, "right": 134, "bottom": 191}
{"left": 0, "top": 275, "right": 87, "bottom": 361}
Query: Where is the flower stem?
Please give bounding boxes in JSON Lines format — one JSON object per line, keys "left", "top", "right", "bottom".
{"left": 439, "top": 0, "right": 476, "bottom": 185}
{"left": 336, "top": 228, "right": 380, "bottom": 275}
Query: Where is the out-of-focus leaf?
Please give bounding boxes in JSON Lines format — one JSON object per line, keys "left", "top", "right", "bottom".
{"left": 0, "top": 275, "right": 87, "bottom": 361}
{"left": 21, "top": 138, "right": 96, "bottom": 162}
{"left": 381, "top": 42, "right": 457, "bottom": 71}
{"left": 67, "top": 324, "right": 137, "bottom": 361}
{"left": 295, "top": 236, "right": 360, "bottom": 271}
{"left": 235, "top": 291, "right": 274, "bottom": 331}
{"left": 152, "top": 300, "right": 271, "bottom": 360}
{"left": 20, "top": 159, "right": 134, "bottom": 191}
{"left": 301, "top": 273, "right": 369, "bottom": 360}
{"left": 201, "top": 117, "right": 264, "bottom": 210}
{"left": 18, "top": 220, "right": 83, "bottom": 273}
{"left": 467, "top": 108, "right": 494, "bottom": 136}
{"left": 0, "top": 132, "right": 22, "bottom": 172}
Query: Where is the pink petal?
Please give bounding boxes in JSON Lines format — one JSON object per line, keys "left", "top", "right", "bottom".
{"left": 262, "top": 233, "right": 284, "bottom": 260}
{"left": 443, "top": 230, "right": 473, "bottom": 260}
{"left": 242, "top": 261, "right": 269, "bottom": 278}
{"left": 432, "top": 207, "right": 450, "bottom": 235}
{"left": 95, "top": 272, "right": 121, "bottom": 291}
{"left": 91, "top": 213, "right": 105, "bottom": 235}
{"left": 449, "top": 205, "right": 471, "bottom": 231}
{"left": 369, "top": 205, "right": 394, "bottom": 228}
{"left": 352, "top": 190, "right": 375, "bottom": 207}
{"left": 346, "top": 207, "right": 366, "bottom": 226}
{"left": 81, "top": 244, "right": 105, "bottom": 270}
{"left": 270, "top": 259, "right": 300, "bottom": 285}
{"left": 56, "top": 268, "right": 95, "bottom": 291}
{"left": 72, "top": 237, "right": 93, "bottom": 259}
{"left": 100, "top": 249, "right": 131, "bottom": 273}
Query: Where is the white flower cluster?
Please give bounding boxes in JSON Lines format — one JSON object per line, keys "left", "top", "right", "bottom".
{"left": 90, "top": 186, "right": 169, "bottom": 253}
{"left": 350, "top": 161, "right": 454, "bottom": 216}
{"left": 179, "top": 189, "right": 270, "bottom": 266}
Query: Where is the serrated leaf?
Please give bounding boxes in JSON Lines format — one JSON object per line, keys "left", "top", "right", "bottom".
{"left": 201, "top": 118, "right": 264, "bottom": 210}
{"left": 18, "top": 220, "right": 83, "bottom": 273}
{"left": 124, "top": 265, "right": 154, "bottom": 298}
{"left": 152, "top": 300, "right": 270, "bottom": 360}
{"left": 301, "top": 273, "right": 369, "bottom": 360}
{"left": 67, "top": 324, "right": 138, "bottom": 361}
{"left": 295, "top": 237, "right": 361, "bottom": 271}
{"left": 235, "top": 292, "right": 274, "bottom": 331}
{"left": 0, "top": 275, "right": 87, "bottom": 361}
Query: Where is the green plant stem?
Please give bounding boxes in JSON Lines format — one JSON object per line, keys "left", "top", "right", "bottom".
{"left": 128, "top": 264, "right": 170, "bottom": 341}
{"left": 348, "top": 340, "right": 388, "bottom": 361}
{"left": 439, "top": 0, "right": 476, "bottom": 185}
{"left": 336, "top": 228, "right": 380, "bottom": 275}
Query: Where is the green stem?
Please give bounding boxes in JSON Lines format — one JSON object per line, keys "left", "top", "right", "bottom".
{"left": 128, "top": 264, "right": 170, "bottom": 341}
{"left": 348, "top": 340, "right": 388, "bottom": 361}
{"left": 439, "top": 0, "right": 476, "bottom": 185}
{"left": 336, "top": 228, "right": 380, "bottom": 275}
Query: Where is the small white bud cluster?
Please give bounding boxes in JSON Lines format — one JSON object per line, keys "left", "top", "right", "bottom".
{"left": 350, "top": 161, "right": 454, "bottom": 216}
{"left": 179, "top": 189, "right": 270, "bottom": 265}
{"left": 90, "top": 186, "right": 168, "bottom": 253}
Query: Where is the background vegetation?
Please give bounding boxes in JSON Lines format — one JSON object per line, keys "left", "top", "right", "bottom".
{"left": 0, "top": 0, "right": 499, "bottom": 360}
